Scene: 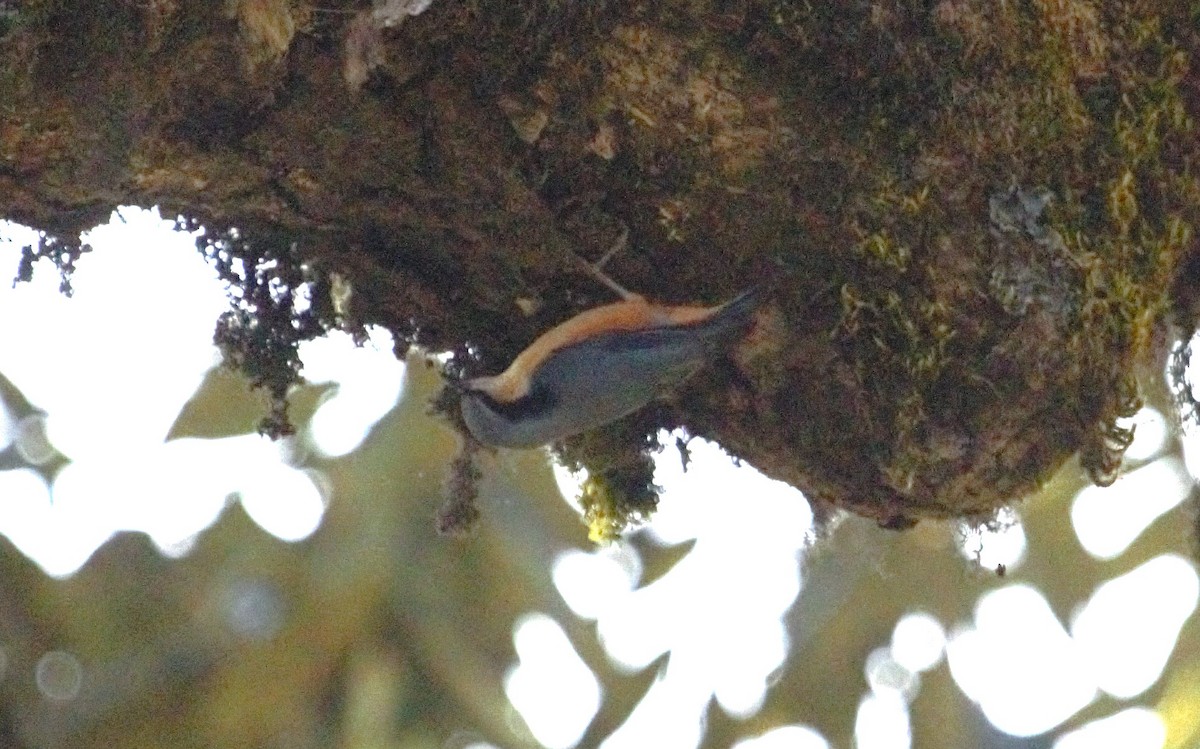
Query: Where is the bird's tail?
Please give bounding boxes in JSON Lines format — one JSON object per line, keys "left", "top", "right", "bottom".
{"left": 696, "top": 287, "right": 763, "bottom": 350}
{"left": 712, "top": 287, "right": 762, "bottom": 329}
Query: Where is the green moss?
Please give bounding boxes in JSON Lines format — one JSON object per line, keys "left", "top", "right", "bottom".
{"left": 553, "top": 415, "right": 660, "bottom": 541}
{"left": 10, "top": 0, "right": 1191, "bottom": 535}
{"left": 187, "top": 1, "right": 1200, "bottom": 532}
{"left": 425, "top": 1, "right": 1196, "bottom": 528}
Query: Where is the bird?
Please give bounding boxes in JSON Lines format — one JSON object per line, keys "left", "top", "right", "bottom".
{"left": 456, "top": 287, "right": 760, "bottom": 448}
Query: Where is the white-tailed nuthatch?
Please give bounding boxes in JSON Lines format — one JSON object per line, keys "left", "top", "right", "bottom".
{"left": 457, "top": 289, "right": 760, "bottom": 448}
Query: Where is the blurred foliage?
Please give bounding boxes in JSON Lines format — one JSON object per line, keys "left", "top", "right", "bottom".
{"left": 167, "top": 365, "right": 336, "bottom": 441}
{"left": 0, "top": 360, "right": 1197, "bottom": 747}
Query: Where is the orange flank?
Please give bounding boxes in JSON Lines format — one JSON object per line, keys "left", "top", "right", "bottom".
{"left": 469, "top": 297, "right": 725, "bottom": 403}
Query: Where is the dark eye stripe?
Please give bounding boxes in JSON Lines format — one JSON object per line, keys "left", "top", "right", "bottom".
{"left": 472, "top": 383, "right": 558, "bottom": 419}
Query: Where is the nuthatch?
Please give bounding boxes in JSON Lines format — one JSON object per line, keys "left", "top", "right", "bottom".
{"left": 457, "top": 289, "right": 760, "bottom": 448}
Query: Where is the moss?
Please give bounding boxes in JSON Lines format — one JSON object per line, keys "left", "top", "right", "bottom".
{"left": 520, "top": 0, "right": 1199, "bottom": 533}
{"left": 5, "top": 0, "right": 1199, "bottom": 538}
{"left": 553, "top": 415, "right": 660, "bottom": 541}
{"left": 195, "top": 222, "right": 341, "bottom": 437}
{"left": 234, "top": 0, "right": 303, "bottom": 69}
{"left": 437, "top": 437, "right": 483, "bottom": 536}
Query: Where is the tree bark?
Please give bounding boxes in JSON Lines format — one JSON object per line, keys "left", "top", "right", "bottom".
{"left": 2, "top": 0, "right": 1198, "bottom": 530}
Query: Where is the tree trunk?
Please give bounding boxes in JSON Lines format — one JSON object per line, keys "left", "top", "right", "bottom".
{"left": 2, "top": 0, "right": 1198, "bottom": 531}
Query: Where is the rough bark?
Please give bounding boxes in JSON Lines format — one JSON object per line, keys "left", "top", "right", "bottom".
{"left": 2, "top": 0, "right": 1199, "bottom": 532}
